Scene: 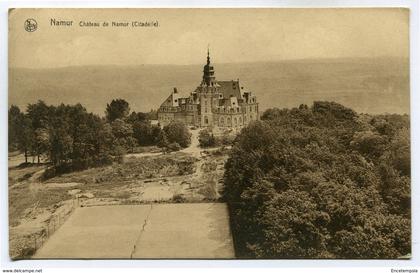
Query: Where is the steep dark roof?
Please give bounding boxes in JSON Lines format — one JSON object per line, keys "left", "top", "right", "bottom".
{"left": 218, "top": 80, "right": 242, "bottom": 100}
{"left": 160, "top": 94, "right": 174, "bottom": 107}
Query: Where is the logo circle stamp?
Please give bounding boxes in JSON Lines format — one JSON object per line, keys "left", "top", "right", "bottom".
{"left": 24, "top": 19, "right": 37, "bottom": 32}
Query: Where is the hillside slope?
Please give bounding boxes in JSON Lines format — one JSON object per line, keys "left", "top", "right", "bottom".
{"left": 9, "top": 57, "right": 409, "bottom": 115}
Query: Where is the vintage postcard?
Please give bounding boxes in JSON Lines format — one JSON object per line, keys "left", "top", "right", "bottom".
{"left": 8, "top": 8, "right": 410, "bottom": 259}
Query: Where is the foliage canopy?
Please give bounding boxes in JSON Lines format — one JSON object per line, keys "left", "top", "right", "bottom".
{"left": 225, "top": 101, "right": 410, "bottom": 258}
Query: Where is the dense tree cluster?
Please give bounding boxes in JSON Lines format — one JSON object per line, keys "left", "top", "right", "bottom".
{"left": 9, "top": 101, "right": 118, "bottom": 174}
{"left": 157, "top": 121, "right": 191, "bottom": 152}
{"left": 224, "top": 101, "right": 410, "bottom": 258}
{"left": 198, "top": 128, "right": 236, "bottom": 148}
{"left": 105, "top": 99, "right": 130, "bottom": 122}
{"left": 8, "top": 99, "right": 163, "bottom": 176}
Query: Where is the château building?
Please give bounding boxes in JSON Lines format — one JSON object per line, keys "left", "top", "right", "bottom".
{"left": 157, "top": 50, "right": 259, "bottom": 128}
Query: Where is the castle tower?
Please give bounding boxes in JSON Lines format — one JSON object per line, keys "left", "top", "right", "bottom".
{"left": 202, "top": 48, "right": 216, "bottom": 87}
{"left": 199, "top": 48, "right": 219, "bottom": 127}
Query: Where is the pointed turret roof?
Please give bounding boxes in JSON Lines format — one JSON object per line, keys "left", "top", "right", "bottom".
{"left": 202, "top": 48, "right": 216, "bottom": 86}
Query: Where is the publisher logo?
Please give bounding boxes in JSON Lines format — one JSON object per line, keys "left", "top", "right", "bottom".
{"left": 24, "top": 19, "right": 37, "bottom": 32}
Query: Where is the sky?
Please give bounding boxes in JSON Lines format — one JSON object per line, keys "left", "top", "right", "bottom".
{"left": 9, "top": 8, "right": 409, "bottom": 68}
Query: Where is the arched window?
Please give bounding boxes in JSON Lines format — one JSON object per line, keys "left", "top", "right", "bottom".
{"left": 239, "top": 117, "right": 242, "bottom": 124}
{"left": 234, "top": 117, "right": 237, "bottom": 126}
{"left": 220, "top": 117, "right": 225, "bottom": 126}
{"left": 204, "top": 116, "right": 209, "bottom": 124}
{"left": 227, "top": 117, "right": 231, "bottom": 126}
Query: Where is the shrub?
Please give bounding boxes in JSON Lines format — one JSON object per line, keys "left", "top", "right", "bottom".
{"left": 172, "top": 194, "right": 186, "bottom": 203}
{"left": 199, "top": 129, "right": 217, "bottom": 147}
{"left": 18, "top": 247, "right": 36, "bottom": 259}
{"left": 218, "top": 130, "right": 236, "bottom": 146}
{"left": 167, "top": 142, "right": 181, "bottom": 152}
{"left": 132, "top": 121, "right": 162, "bottom": 146}
{"left": 163, "top": 121, "right": 191, "bottom": 148}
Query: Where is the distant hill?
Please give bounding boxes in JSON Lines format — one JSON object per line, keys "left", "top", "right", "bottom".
{"left": 9, "top": 57, "right": 409, "bottom": 115}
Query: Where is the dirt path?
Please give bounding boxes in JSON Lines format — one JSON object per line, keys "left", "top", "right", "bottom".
{"left": 181, "top": 129, "right": 202, "bottom": 158}
{"left": 125, "top": 151, "right": 163, "bottom": 158}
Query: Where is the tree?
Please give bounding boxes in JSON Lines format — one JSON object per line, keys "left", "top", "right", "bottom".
{"left": 350, "top": 130, "right": 385, "bottom": 158}
{"left": 26, "top": 101, "right": 52, "bottom": 162}
{"left": 15, "top": 116, "right": 33, "bottom": 163}
{"left": 389, "top": 127, "right": 410, "bottom": 176}
{"left": 224, "top": 102, "right": 411, "bottom": 259}
{"left": 34, "top": 128, "right": 50, "bottom": 163}
{"left": 261, "top": 108, "right": 287, "bottom": 121}
{"left": 95, "top": 122, "right": 118, "bottom": 164}
{"left": 42, "top": 103, "right": 120, "bottom": 176}
{"left": 255, "top": 190, "right": 330, "bottom": 258}
{"left": 312, "top": 101, "right": 357, "bottom": 121}
{"left": 48, "top": 111, "right": 72, "bottom": 168}
{"left": 198, "top": 129, "right": 216, "bottom": 147}
{"left": 8, "top": 105, "right": 23, "bottom": 152}
{"left": 156, "top": 130, "right": 169, "bottom": 148}
{"left": 132, "top": 121, "right": 161, "bottom": 146}
{"left": 9, "top": 101, "right": 125, "bottom": 177}
{"left": 127, "top": 111, "right": 149, "bottom": 124}
{"left": 151, "top": 125, "right": 163, "bottom": 144}
{"left": 110, "top": 118, "right": 136, "bottom": 152}
{"left": 163, "top": 121, "right": 191, "bottom": 148}
{"left": 105, "top": 99, "right": 130, "bottom": 122}
{"left": 26, "top": 100, "right": 50, "bottom": 130}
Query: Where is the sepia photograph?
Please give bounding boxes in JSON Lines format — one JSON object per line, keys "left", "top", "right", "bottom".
{"left": 7, "top": 8, "right": 410, "bottom": 260}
